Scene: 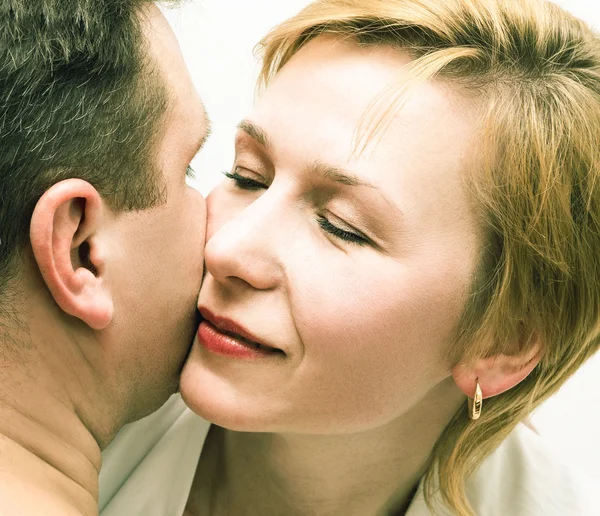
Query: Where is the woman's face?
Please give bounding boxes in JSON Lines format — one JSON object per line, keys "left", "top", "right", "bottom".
{"left": 181, "top": 36, "right": 482, "bottom": 433}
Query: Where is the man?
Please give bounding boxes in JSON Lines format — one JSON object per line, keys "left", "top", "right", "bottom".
{"left": 0, "top": 1, "right": 209, "bottom": 514}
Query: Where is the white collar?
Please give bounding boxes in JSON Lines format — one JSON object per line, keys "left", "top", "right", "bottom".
{"left": 100, "top": 396, "right": 600, "bottom": 515}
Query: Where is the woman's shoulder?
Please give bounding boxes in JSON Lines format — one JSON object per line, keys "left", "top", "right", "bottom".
{"left": 408, "top": 423, "right": 599, "bottom": 516}
{"left": 467, "top": 423, "right": 600, "bottom": 515}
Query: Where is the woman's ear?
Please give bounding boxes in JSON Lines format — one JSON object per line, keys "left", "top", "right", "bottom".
{"left": 452, "top": 332, "right": 543, "bottom": 400}
{"left": 30, "top": 179, "right": 114, "bottom": 330}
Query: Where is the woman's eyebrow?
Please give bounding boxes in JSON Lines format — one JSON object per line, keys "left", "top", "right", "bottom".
{"left": 310, "top": 161, "right": 404, "bottom": 216}
{"left": 236, "top": 121, "right": 374, "bottom": 188}
{"left": 236, "top": 119, "right": 402, "bottom": 215}
{"left": 237, "top": 119, "right": 272, "bottom": 151}
{"left": 310, "top": 161, "right": 376, "bottom": 188}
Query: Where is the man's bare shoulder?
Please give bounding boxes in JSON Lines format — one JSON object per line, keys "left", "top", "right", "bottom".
{"left": 0, "top": 436, "right": 96, "bottom": 516}
{"left": 0, "top": 479, "right": 88, "bottom": 516}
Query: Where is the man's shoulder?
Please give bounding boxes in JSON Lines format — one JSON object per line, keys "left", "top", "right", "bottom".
{"left": 0, "top": 435, "right": 92, "bottom": 516}
{"left": 0, "top": 480, "right": 84, "bottom": 516}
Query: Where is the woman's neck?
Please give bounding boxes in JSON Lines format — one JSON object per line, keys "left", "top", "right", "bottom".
{"left": 188, "top": 376, "right": 464, "bottom": 516}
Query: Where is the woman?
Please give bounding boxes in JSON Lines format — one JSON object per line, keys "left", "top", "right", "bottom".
{"left": 99, "top": 0, "right": 600, "bottom": 514}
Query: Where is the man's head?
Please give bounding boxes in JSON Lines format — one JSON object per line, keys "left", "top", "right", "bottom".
{"left": 0, "top": 1, "right": 208, "bottom": 441}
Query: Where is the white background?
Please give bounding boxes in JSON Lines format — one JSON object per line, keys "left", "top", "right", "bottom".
{"left": 163, "top": 0, "right": 600, "bottom": 481}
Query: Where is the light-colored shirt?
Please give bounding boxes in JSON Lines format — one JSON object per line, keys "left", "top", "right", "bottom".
{"left": 99, "top": 394, "right": 599, "bottom": 515}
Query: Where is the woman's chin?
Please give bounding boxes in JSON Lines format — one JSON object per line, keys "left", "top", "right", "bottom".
{"left": 180, "top": 352, "right": 272, "bottom": 432}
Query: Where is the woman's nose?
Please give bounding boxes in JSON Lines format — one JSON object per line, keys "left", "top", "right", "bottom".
{"left": 204, "top": 191, "right": 285, "bottom": 291}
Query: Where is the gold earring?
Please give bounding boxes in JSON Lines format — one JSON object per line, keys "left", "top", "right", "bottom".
{"left": 468, "top": 380, "right": 483, "bottom": 420}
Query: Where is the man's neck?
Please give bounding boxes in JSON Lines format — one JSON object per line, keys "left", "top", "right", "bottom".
{"left": 0, "top": 302, "right": 115, "bottom": 515}
{"left": 0, "top": 396, "right": 101, "bottom": 515}
{"left": 188, "top": 377, "right": 465, "bottom": 516}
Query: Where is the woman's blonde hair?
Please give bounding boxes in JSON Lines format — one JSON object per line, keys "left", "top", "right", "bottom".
{"left": 256, "top": 1, "right": 600, "bottom": 514}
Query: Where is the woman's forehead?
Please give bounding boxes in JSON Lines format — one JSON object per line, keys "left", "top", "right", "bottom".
{"left": 253, "top": 37, "right": 477, "bottom": 152}
{"left": 247, "top": 37, "right": 481, "bottom": 213}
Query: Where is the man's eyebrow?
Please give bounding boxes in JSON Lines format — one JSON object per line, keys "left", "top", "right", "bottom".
{"left": 237, "top": 119, "right": 271, "bottom": 150}
{"left": 196, "top": 106, "right": 213, "bottom": 152}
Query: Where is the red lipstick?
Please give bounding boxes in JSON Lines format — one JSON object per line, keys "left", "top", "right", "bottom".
{"left": 197, "top": 307, "right": 283, "bottom": 360}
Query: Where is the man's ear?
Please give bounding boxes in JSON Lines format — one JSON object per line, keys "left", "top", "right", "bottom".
{"left": 30, "top": 179, "right": 114, "bottom": 330}
{"left": 452, "top": 332, "right": 543, "bottom": 400}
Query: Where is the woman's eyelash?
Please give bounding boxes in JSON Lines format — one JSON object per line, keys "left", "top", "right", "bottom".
{"left": 223, "top": 170, "right": 267, "bottom": 191}
{"left": 317, "top": 216, "right": 367, "bottom": 246}
{"left": 224, "top": 169, "right": 367, "bottom": 246}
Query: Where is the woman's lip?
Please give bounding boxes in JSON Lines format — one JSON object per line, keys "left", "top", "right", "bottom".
{"left": 198, "top": 306, "right": 282, "bottom": 353}
{"left": 197, "top": 320, "right": 283, "bottom": 360}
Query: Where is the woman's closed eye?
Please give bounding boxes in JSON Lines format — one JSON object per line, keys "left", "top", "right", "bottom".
{"left": 223, "top": 167, "right": 369, "bottom": 247}
{"left": 317, "top": 215, "right": 368, "bottom": 246}
{"left": 223, "top": 168, "right": 267, "bottom": 191}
